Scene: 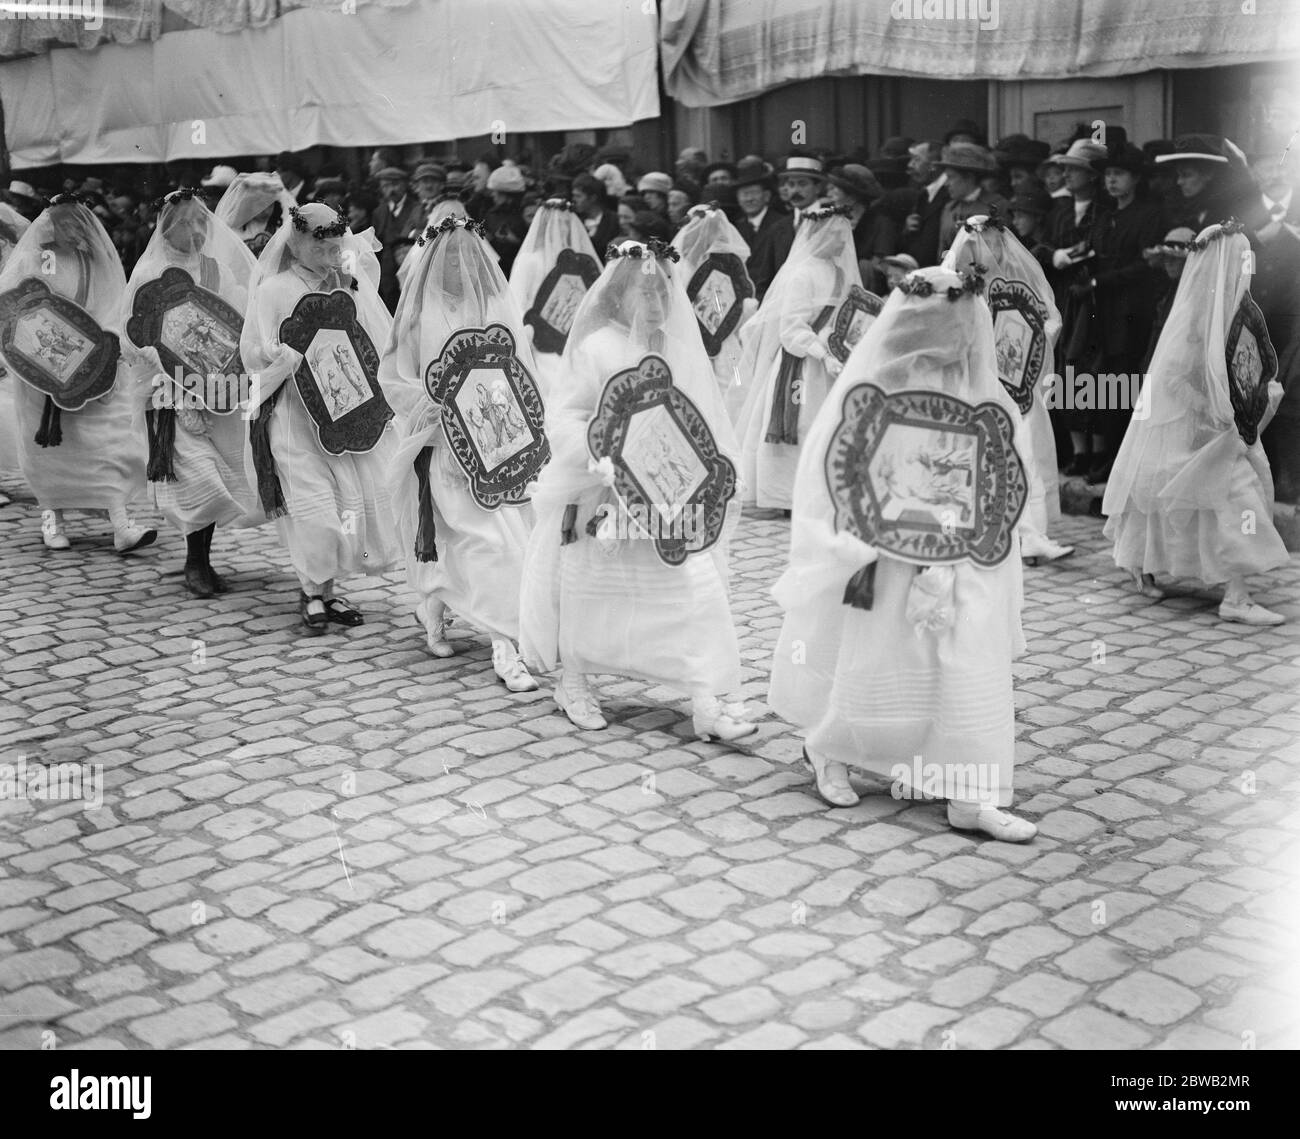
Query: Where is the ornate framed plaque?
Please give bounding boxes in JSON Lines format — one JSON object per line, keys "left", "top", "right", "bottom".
{"left": 825, "top": 383, "right": 1027, "bottom": 568}
{"left": 278, "top": 290, "right": 392, "bottom": 455}
{"left": 827, "top": 285, "right": 883, "bottom": 364}
{"left": 1225, "top": 291, "right": 1277, "bottom": 447}
{"left": 126, "top": 266, "right": 245, "bottom": 414}
{"left": 0, "top": 278, "right": 120, "bottom": 410}
{"left": 687, "top": 252, "right": 754, "bottom": 358}
{"left": 987, "top": 277, "right": 1047, "bottom": 416}
{"left": 525, "top": 248, "right": 600, "bottom": 355}
{"left": 586, "top": 354, "right": 736, "bottom": 567}
{"left": 423, "top": 323, "right": 551, "bottom": 510}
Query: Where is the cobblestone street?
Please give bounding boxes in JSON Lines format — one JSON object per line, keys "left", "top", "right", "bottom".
{"left": 2, "top": 473, "right": 1298, "bottom": 1050}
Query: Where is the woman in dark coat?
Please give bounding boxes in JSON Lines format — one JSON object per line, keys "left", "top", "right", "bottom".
{"left": 826, "top": 164, "right": 898, "bottom": 293}
{"left": 1075, "top": 141, "right": 1166, "bottom": 484}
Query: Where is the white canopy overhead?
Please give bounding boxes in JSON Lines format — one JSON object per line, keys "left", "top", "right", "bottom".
{"left": 0, "top": 0, "right": 659, "bottom": 168}
{"left": 660, "top": 0, "right": 1300, "bottom": 107}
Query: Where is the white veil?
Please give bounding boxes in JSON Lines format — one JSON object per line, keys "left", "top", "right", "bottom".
{"left": 508, "top": 198, "right": 601, "bottom": 343}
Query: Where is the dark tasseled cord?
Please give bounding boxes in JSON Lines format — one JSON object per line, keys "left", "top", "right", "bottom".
{"left": 842, "top": 562, "right": 877, "bottom": 610}
{"left": 145, "top": 408, "right": 179, "bottom": 483}
{"left": 413, "top": 446, "right": 438, "bottom": 563}
{"left": 34, "top": 396, "right": 63, "bottom": 447}
{"left": 561, "top": 503, "right": 579, "bottom": 546}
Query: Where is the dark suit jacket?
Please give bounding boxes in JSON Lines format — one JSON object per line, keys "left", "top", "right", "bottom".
{"left": 900, "top": 184, "right": 949, "bottom": 268}
{"left": 585, "top": 209, "right": 621, "bottom": 258}
{"left": 1087, "top": 200, "right": 1166, "bottom": 360}
{"left": 371, "top": 195, "right": 425, "bottom": 310}
{"left": 742, "top": 208, "right": 794, "bottom": 301}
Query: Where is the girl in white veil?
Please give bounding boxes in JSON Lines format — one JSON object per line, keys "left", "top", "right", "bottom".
{"left": 944, "top": 213, "right": 1074, "bottom": 563}
{"left": 734, "top": 206, "right": 862, "bottom": 511}
{"left": 507, "top": 199, "right": 601, "bottom": 400}
{"left": 1103, "top": 221, "right": 1289, "bottom": 625}
{"left": 0, "top": 196, "right": 155, "bottom": 553}
{"left": 214, "top": 173, "right": 295, "bottom": 256}
{"left": 0, "top": 201, "right": 31, "bottom": 508}
{"left": 519, "top": 239, "right": 756, "bottom": 743}
{"left": 768, "top": 266, "right": 1038, "bottom": 842}
{"left": 380, "top": 215, "right": 541, "bottom": 691}
{"left": 240, "top": 202, "right": 401, "bottom": 633}
{"left": 121, "top": 190, "right": 264, "bottom": 596}
{"left": 671, "top": 202, "right": 758, "bottom": 422}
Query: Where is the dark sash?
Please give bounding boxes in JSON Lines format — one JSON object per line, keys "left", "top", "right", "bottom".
{"left": 764, "top": 303, "right": 834, "bottom": 445}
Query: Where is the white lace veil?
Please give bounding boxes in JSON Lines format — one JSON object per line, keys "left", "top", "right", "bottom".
{"left": 0, "top": 201, "right": 31, "bottom": 271}
{"left": 671, "top": 202, "right": 753, "bottom": 277}
{"left": 508, "top": 199, "right": 601, "bottom": 344}
{"left": 213, "top": 173, "right": 294, "bottom": 248}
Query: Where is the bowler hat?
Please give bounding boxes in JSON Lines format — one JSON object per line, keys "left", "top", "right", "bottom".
{"left": 1155, "top": 134, "right": 1230, "bottom": 165}
{"left": 827, "top": 163, "right": 884, "bottom": 203}
{"left": 995, "top": 134, "right": 1051, "bottom": 169}
{"left": 734, "top": 165, "right": 775, "bottom": 191}
{"left": 937, "top": 142, "right": 997, "bottom": 174}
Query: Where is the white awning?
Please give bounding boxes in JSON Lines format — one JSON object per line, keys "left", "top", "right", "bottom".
{"left": 660, "top": 0, "right": 1300, "bottom": 108}
{"left": 0, "top": 0, "right": 659, "bottom": 167}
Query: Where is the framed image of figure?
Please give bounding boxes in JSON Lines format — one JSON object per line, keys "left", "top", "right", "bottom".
{"left": 587, "top": 354, "right": 737, "bottom": 567}
{"left": 525, "top": 248, "right": 601, "bottom": 355}
{"left": 126, "top": 266, "right": 245, "bottom": 413}
{"left": 0, "top": 278, "right": 120, "bottom": 410}
{"left": 686, "top": 252, "right": 754, "bottom": 358}
{"left": 827, "top": 285, "right": 884, "bottom": 364}
{"left": 424, "top": 323, "right": 550, "bottom": 510}
{"left": 824, "top": 383, "right": 1028, "bottom": 568}
{"left": 278, "top": 290, "right": 393, "bottom": 454}
{"left": 987, "top": 277, "right": 1048, "bottom": 416}
{"left": 1225, "top": 291, "right": 1278, "bottom": 446}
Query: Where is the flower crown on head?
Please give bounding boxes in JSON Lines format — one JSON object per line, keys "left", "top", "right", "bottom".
{"left": 50, "top": 192, "right": 93, "bottom": 208}
{"left": 604, "top": 238, "right": 680, "bottom": 263}
{"left": 800, "top": 203, "right": 853, "bottom": 224}
{"left": 289, "top": 205, "right": 348, "bottom": 240}
{"left": 897, "top": 263, "right": 987, "bottom": 301}
{"left": 1188, "top": 217, "right": 1246, "bottom": 253}
{"left": 416, "top": 215, "right": 486, "bottom": 246}
{"left": 961, "top": 208, "right": 1007, "bottom": 235}
{"left": 541, "top": 198, "right": 576, "bottom": 212}
{"left": 158, "top": 187, "right": 201, "bottom": 209}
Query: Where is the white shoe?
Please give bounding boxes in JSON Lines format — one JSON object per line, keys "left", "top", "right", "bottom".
{"left": 41, "top": 509, "right": 69, "bottom": 550}
{"left": 415, "top": 599, "right": 455, "bottom": 657}
{"left": 554, "top": 671, "right": 606, "bottom": 730}
{"left": 1219, "top": 600, "right": 1285, "bottom": 626}
{"left": 947, "top": 802, "right": 1037, "bottom": 843}
{"left": 723, "top": 700, "right": 755, "bottom": 723}
{"left": 492, "top": 640, "right": 539, "bottom": 693}
{"left": 1132, "top": 571, "right": 1165, "bottom": 599}
{"left": 109, "top": 507, "right": 157, "bottom": 553}
{"left": 692, "top": 695, "right": 758, "bottom": 744}
{"left": 1021, "top": 537, "right": 1075, "bottom": 565}
{"left": 804, "top": 747, "right": 859, "bottom": 808}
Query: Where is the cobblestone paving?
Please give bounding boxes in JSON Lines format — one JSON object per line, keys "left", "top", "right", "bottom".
{"left": 1, "top": 473, "right": 1298, "bottom": 1050}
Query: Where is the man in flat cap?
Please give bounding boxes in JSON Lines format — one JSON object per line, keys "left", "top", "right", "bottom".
{"left": 937, "top": 141, "right": 1006, "bottom": 257}
{"left": 370, "top": 164, "right": 423, "bottom": 311}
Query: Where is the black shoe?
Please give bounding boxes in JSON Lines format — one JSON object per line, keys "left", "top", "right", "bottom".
{"left": 184, "top": 563, "right": 215, "bottom": 598}
{"left": 1062, "top": 455, "right": 1091, "bottom": 478}
{"left": 299, "top": 592, "right": 329, "bottom": 635}
{"left": 208, "top": 568, "right": 230, "bottom": 594}
{"left": 323, "top": 597, "right": 365, "bottom": 627}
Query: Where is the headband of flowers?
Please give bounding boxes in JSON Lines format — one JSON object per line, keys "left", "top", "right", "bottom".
{"left": 961, "top": 208, "right": 1007, "bottom": 234}
{"left": 1187, "top": 217, "right": 1246, "bottom": 253}
{"left": 289, "top": 205, "right": 348, "bottom": 240}
{"left": 416, "top": 215, "right": 487, "bottom": 246}
{"left": 541, "top": 198, "right": 576, "bottom": 212}
{"left": 897, "top": 263, "right": 987, "bottom": 301}
{"left": 50, "top": 192, "right": 94, "bottom": 208}
{"left": 158, "top": 187, "right": 202, "bottom": 209}
{"left": 605, "top": 238, "right": 680, "bottom": 263}
{"left": 800, "top": 203, "right": 853, "bottom": 223}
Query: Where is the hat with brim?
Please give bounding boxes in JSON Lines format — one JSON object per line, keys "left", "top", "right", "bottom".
{"left": 944, "top": 118, "right": 987, "bottom": 146}
{"left": 1008, "top": 190, "right": 1054, "bottom": 216}
{"left": 1155, "top": 135, "right": 1229, "bottom": 165}
{"left": 702, "top": 162, "right": 737, "bottom": 182}
{"left": 376, "top": 166, "right": 408, "bottom": 182}
{"left": 882, "top": 253, "right": 919, "bottom": 273}
{"left": 314, "top": 178, "right": 347, "bottom": 197}
{"left": 9, "top": 180, "right": 40, "bottom": 201}
{"left": 777, "top": 155, "right": 826, "bottom": 181}
{"left": 995, "top": 135, "right": 1051, "bottom": 170}
{"left": 734, "top": 164, "right": 775, "bottom": 190}
{"left": 637, "top": 172, "right": 673, "bottom": 195}
{"left": 1094, "top": 142, "right": 1147, "bottom": 176}
{"left": 827, "top": 164, "right": 883, "bottom": 203}
{"left": 487, "top": 165, "right": 526, "bottom": 194}
{"left": 1053, "top": 139, "right": 1109, "bottom": 170}
{"left": 201, "top": 164, "right": 238, "bottom": 189}
{"left": 937, "top": 142, "right": 997, "bottom": 174}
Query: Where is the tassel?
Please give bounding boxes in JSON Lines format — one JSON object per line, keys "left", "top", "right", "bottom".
{"left": 413, "top": 445, "right": 438, "bottom": 563}
{"left": 561, "top": 503, "right": 579, "bottom": 546}
{"left": 585, "top": 513, "right": 603, "bottom": 538}
{"left": 249, "top": 392, "right": 287, "bottom": 519}
{"left": 34, "top": 396, "right": 63, "bottom": 447}
{"left": 145, "top": 408, "right": 179, "bottom": 483}
{"left": 842, "top": 562, "right": 877, "bottom": 610}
